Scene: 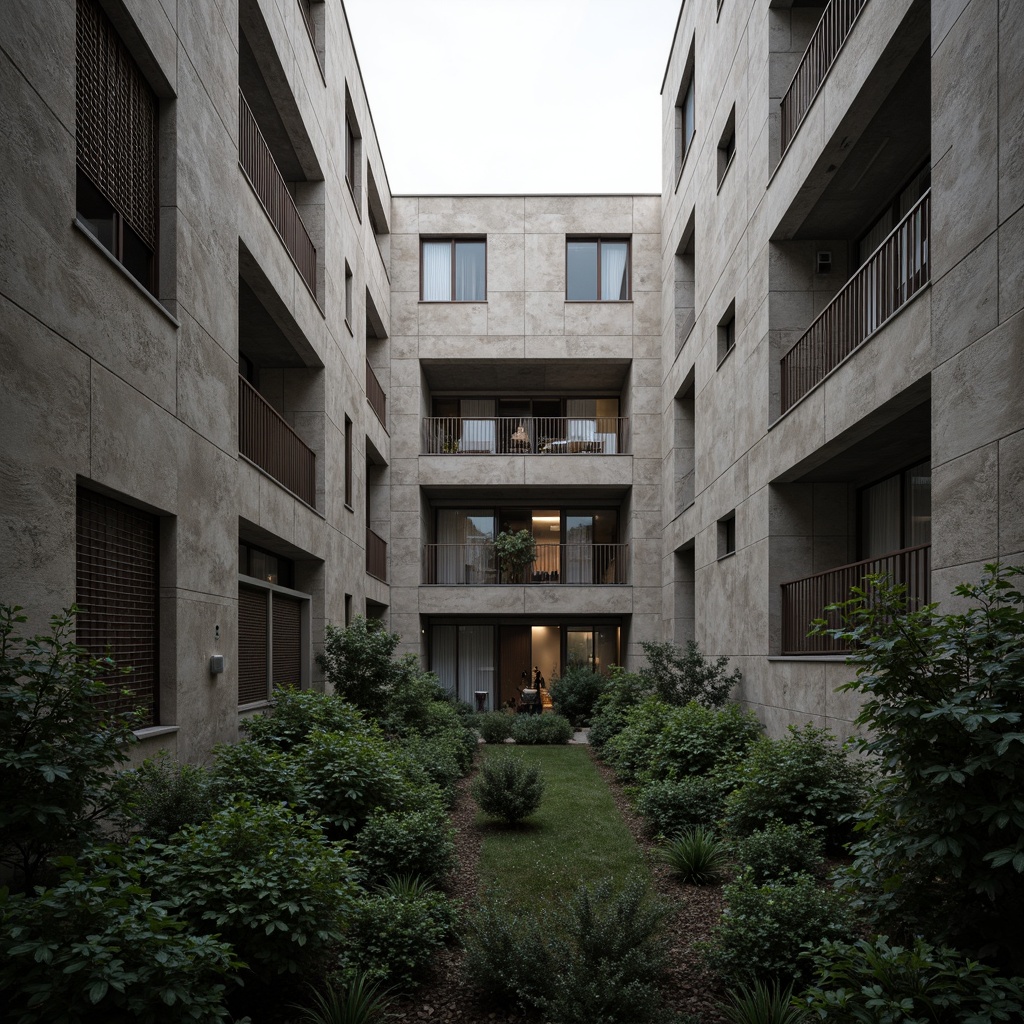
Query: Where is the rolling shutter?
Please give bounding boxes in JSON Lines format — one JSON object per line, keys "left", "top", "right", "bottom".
{"left": 238, "top": 584, "right": 269, "bottom": 705}
{"left": 272, "top": 593, "right": 302, "bottom": 688}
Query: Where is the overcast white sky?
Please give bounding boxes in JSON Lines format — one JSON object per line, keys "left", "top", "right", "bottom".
{"left": 343, "top": 0, "right": 682, "bottom": 196}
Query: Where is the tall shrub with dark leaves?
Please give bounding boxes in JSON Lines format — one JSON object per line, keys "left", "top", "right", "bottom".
{"left": 638, "top": 639, "right": 741, "bottom": 707}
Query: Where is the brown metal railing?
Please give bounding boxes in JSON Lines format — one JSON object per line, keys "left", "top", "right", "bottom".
{"left": 238, "top": 91, "right": 318, "bottom": 301}
{"left": 781, "top": 190, "right": 930, "bottom": 413}
{"left": 238, "top": 375, "right": 316, "bottom": 506}
{"left": 780, "top": 543, "right": 930, "bottom": 655}
{"left": 421, "top": 416, "right": 629, "bottom": 455}
{"left": 422, "top": 543, "right": 629, "bottom": 585}
{"left": 780, "top": 0, "right": 869, "bottom": 154}
{"left": 366, "top": 528, "right": 387, "bottom": 582}
{"left": 366, "top": 361, "right": 386, "bottom": 429}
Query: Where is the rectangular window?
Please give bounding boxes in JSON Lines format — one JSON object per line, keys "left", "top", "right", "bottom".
{"left": 566, "top": 238, "right": 630, "bottom": 301}
{"left": 674, "top": 42, "right": 696, "bottom": 181}
{"left": 344, "top": 261, "right": 353, "bottom": 329}
{"left": 859, "top": 460, "right": 931, "bottom": 558}
{"left": 345, "top": 117, "right": 357, "bottom": 191}
{"left": 76, "top": 486, "right": 160, "bottom": 725}
{"left": 718, "top": 512, "right": 736, "bottom": 558}
{"left": 421, "top": 238, "right": 486, "bottom": 301}
{"left": 344, "top": 415, "right": 353, "bottom": 509}
{"left": 717, "top": 300, "right": 736, "bottom": 364}
{"left": 717, "top": 105, "right": 736, "bottom": 187}
{"left": 76, "top": 0, "right": 159, "bottom": 291}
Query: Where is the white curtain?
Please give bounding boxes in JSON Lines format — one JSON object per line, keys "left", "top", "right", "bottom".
{"left": 458, "top": 625, "right": 494, "bottom": 707}
{"left": 455, "top": 241, "right": 485, "bottom": 301}
{"left": 460, "top": 398, "right": 496, "bottom": 453}
{"left": 567, "top": 399, "right": 597, "bottom": 444}
{"left": 431, "top": 625, "right": 457, "bottom": 696}
{"left": 422, "top": 241, "right": 451, "bottom": 301}
{"left": 861, "top": 475, "right": 902, "bottom": 558}
{"left": 565, "top": 517, "right": 593, "bottom": 584}
{"left": 601, "top": 242, "right": 628, "bottom": 300}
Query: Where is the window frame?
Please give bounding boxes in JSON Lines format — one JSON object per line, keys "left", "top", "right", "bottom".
{"left": 718, "top": 511, "right": 737, "bottom": 559}
{"left": 564, "top": 237, "right": 632, "bottom": 302}
{"left": 717, "top": 105, "right": 736, "bottom": 189}
{"left": 419, "top": 237, "right": 488, "bottom": 302}
{"left": 717, "top": 299, "right": 737, "bottom": 367}
{"left": 674, "top": 40, "right": 697, "bottom": 188}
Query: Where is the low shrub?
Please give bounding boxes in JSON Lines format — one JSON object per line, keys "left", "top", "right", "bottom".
{"left": 634, "top": 773, "right": 734, "bottom": 838}
{"left": 510, "top": 713, "right": 573, "bottom": 745}
{"left": 720, "top": 981, "right": 809, "bottom": 1024}
{"left": 472, "top": 751, "right": 544, "bottom": 824}
{"left": 291, "top": 973, "right": 395, "bottom": 1024}
{"left": 242, "top": 686, "right": 366, "bottom": 750}
{"left": 661, "top": 827, "right": 728, "bottom": 885}
{"left": 699, "top": 871, "right": 853, "bottom": 988}
{"left": 550, "top": 666, "right": 607, "bottom": 726}
{"left": 477, "top": 710, "right": 514, "bottom": 744}
{"left": 210, "top": 739, "right": 304, "bottom": 808}
{"left": 341, "top": 880, "right": 457, "bottom": 992}
{"left": 800, "top": 935, "right": 1024, "bottom": 1024}
{"left": 0, "top": 851, "right": 239, "bottom": 1023}
{"left": 355, "top": 806, "right": 455, "bottom": 886}
{"left": 401, "top": 732, "right": 464, "bottom": 806}
{"left": 722, "top": 725, "right": 867, "bottom": 848}
{"left": 638, "top": 639, "right": 742, "bottom": 708}
{"left": 112, "top": 753, "right": 214, "bottom": 843}
{"left": 730, "top": 821, "right": 825, "bottom": 883}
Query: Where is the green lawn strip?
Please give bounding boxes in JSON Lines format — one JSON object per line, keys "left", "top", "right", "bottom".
{"left": 475, "top": 745, "right": 649, "bottom": 906}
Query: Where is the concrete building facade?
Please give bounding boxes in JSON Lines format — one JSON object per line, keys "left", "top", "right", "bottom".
{"left": 0, "top": 0, "right": 1020, "bottom": 758}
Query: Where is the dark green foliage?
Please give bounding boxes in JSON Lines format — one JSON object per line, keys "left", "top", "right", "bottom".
{"left": 699, "top": 872, "right": 853, "bottom": 987}
{"left": 605, "top": 698, "right": 761, "bottom": 783}
{"left": 242, "top": 686, "right": 366, "bottom": 750}
{"left": 465, "top": 879, "right": 669, "bottom": 1024}
{"left": 0, "top": 852, "right": 239, "bottom": 1023}
{"left": 156, "top": 801, "right": 359, "bottom": 981}
{"left": 292, "top": 973, "right": 395, "bottom": 1024}
{"left": 112, "top": 754, "right": 214, "bottom": 843}
{"left": 510, "top": 712, "right": 574, "bottom": 744}
{"left": 638, "top": 639, "right": 742, "bottom": 708}
{"left": 801, "top": 936, "right": 1024, "bottom": 1024}
{"left": 721, "top": 981, "right": 809, "bottom": 1024}
{"left": 341, "top": 881, "right": 457, "bottom": 992}
{"left": 472, "top": 751, "right": 545, "bottom": 823}
{"left": 355, "top": 806, "right": 455, "bottom": 886}
{"left": 477, "top": 710, "right": 514, "bottom": 743}
{"left": 587, "top": 667, "right": 650, "bottom": 748}
{"left": 210, "top": 739, "right": 304, "bottom": 808}
{"left": 316, "top": 617, "right": 409, "bottom": 720}
{"left": 817, "top": 565, "right": 1024, "bottom": 960}
{"left": 661, "top": 826, "right": 728, "bottom": 884}
{"left": 722, "top": 725, "right": 867, "bottom": 848}
{"left": 0, "top": 606, "right": 137, "bottom": 889}
{"left": 550, "top": 665, "right": 608, "bottom": 726}
{"left": 730, "top": 821, "right": 825, "bottom": 883}
{"left": 401, "top": 732, "right": 465, "bottom": 805}
{"left": 634, "top": 774, "right": 733, "bottom": 838}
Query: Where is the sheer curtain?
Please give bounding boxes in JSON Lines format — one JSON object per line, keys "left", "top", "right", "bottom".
{"left": 860, "top": 475, "right": 902, "bottom": 558}
{"left": 455, "top": 241, "right": 485, "bottom": 301}
{"left": 565, "top": 515, "right": 593, "bottom": 584}
{"left": 567, "top": 399, "right": 596, "bottom": 444}
{"left": 422, "top": 241, "right": 451, "bottom": 301}
{"left": 460, "top": 399, "right": 496, "bottom": 453}
{"left": 430, "top": 625, "right": 457, "bottom": 696}
{"left": 601, "top": 242, "right": 628, "bottom": 300}
{"left": 458, "top": 625, "right": 494, "bottom": 707}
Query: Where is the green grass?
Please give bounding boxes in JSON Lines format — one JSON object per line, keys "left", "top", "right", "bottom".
{"left": 475, "top": 745, "right": 648, "bottom": 905}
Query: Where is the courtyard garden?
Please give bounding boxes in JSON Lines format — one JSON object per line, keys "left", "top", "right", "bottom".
{"left": 3, "top": 565, "right": 1024, "bottom": 1022}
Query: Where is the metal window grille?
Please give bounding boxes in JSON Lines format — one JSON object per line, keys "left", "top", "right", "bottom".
{"left": 75, "top": 487, "right": 159, "bottom": 725}
{"left": 238, "top": 584, "right": 270, "bottom": 705}
{"left": 272, "top": 593, "right": 302, "bottom": 687}
{"left": 76, "top": 0, "right": 158, "bottom": 250}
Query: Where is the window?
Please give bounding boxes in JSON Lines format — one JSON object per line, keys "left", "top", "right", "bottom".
{"left": 859, "top": 460, "right": 931, "bottom": 559}
{"left": 717, "top": 300, "right": 736, "bottom": 365}
{"left": 674, "top": 211, "right": 696, "bottom": 354}
{"left": 345, "top": 117, "right": 358, "bottom": 192}
{"left": 718, "top": 512, "right": 736, "bottom": 558}
{"left": 674, "top": 42, "right": 696, "bottom": 181}
{"left": 76, "top": 0, "right": 159, "bottom": 291}
{"left": 421, "top": 238, "right": 486, "bottom": 301}
{"left": 566, "top": 238, "right": 630, "bottom": 301}
{"left": 717, "top": 105, "right": 736, "bottom": 187}
{"left": 344, "top": 415, "right": 353, "bottom": 509}
{"left": 76, "top": 486, "right": 160, "bottom": 726}
{"left": 344, "top": 261, "right": 353, "bottom": 330}
{"left": 344, "top": 88, "right": 362, "bottom": 214}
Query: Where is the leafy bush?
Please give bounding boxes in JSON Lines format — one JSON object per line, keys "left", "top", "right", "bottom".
{"left": 0, "top": 852, "right": 239, "bottom": 1023}
{"left": 472, "top": 751, "right": 544, "bottom": 824}
{"left": 156, "top": 801, "right": 359, "bottom": 981}
{"left": 242, "top": 686, "right": 366, "bottom": 750}
{"left": 730, "top": 821, "right": 825, "bottom": 884}
{"left": 722, "top": 725, "right": 867, "bottom": 848}
{"left": 292, "top": 973, "right": 395, "bottom": 1024}
{"left": 0, "top": 606, "right": 136, "bottom": 889}
{"left": 355, "top": 806, "right": 455, "bottom": 886}
{"left": 477, "top": 710, "right": 514, "bottom": 744}
{"left": 401, "top": 732, "right": 465, "bottom": 805}
{"left": 721, "top": 981, "right": 809, "bottom": 1024}
{"left": 638, "top": 639, "right": 742, "bottom": 707}
{"left": 511, "top": 713, "right": 573, "bottom": 745}
{"left": 551, "top": 665, "right": 607, "bottom": 726}
{"left": 210, "top": 739, "right": 304, "bottom": 808}
{"left": 699, "top": 872, "right": 853, "bottom": 987}
{"left": 587, "top": 667, "right": 650, "bottom": 749}
{"left": 817, "top": 565, "right": 1024, "bottom": 960}
{"left": 634, "top": 774, "right": 734, "bottom": 838}
{"left": 112, "top": 754, "right": 214, "bottom": 843}
{"left": 316, "top": 617, "right": 409, "bottom": 720}
{"left": 661, "top": 827, "right": 728, "bottom": 884}
{"left": 341, "top": 881, "right": 457, "bottom": 992}
{"left": 800, "top": 935, "right": 1024, "bottom": 1024}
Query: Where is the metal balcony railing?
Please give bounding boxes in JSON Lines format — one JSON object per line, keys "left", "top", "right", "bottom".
{"left": 366, "top": 361, "right": 386, "bottom": 429}
{"left": 781, "top": 190, "right": 930, "bottom": 413}
{"left": 421, "top": 416, "right": 629, "bottom": 455}
{"left": 780, "top": 543, "right": 930, "bottom": 655}
{"left": 366, "top": 528, "right": 387, "bottom": 582}
{"left": 780, "top": 0, "right": 870, "bottom": 154}
{"left": 238, "top": 91, "right": 318, "bottom": 301}
{"left": 238, "top": 375, "right": 316, "bottom": 506}
{"left": 422, "top": 543, "right": 629, "bottom": 585}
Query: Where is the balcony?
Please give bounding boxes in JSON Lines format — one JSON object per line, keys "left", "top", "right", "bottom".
{"left": 366, "top": 528, "right": 387, "bottom": 582}
{"left": 238, "top": 376, "right": 316, "bottom": 506}
{"left": 366, "top": 361, "right": 386, "bottom": 430}
{"left": 780, "top": 543, "right": 930, "bottom": 655}
{"left": 422, "top": 417, "right": 629, "bottom": 455}
{"left": 780, "top": 190, "right": 929, "bottom": 413}
{"left": 422, "top": 543, "right": 629, "bottom": 585}
{"left": 780, "top": 0, "right": 870, "bottom": 155}
{"left": 238, "top": 90, "right": 318, "bottom": 302}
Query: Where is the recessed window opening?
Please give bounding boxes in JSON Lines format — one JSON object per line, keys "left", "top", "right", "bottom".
{"left": 566, "top": 238, "right": 630, "bottom": 301}
{"left": 717, "top": 300, "right": 737, "bottom": 365}
{"left": 421, "top": 238, "right": 486, "bottom": 301}
{"left": 718, "top": 512, "right": 736, "bottom": 558}
{"left": 717, "top": 106, "right": 736, "bottom": 187}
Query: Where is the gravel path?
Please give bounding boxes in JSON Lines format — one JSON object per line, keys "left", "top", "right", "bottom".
{"left": 389, "top": 745, "right": 728, "bottom": 1023}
